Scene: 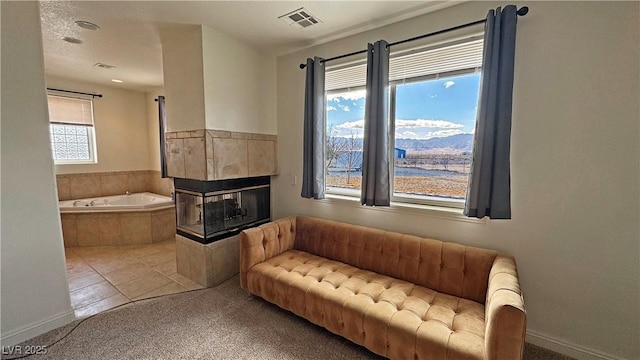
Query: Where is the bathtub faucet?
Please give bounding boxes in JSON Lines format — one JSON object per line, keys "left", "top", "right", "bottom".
{"left": 90, "top": 200, "right": 97, "bottom": 206}
{"left": 73, "top": 200, "right": 82, "bottom": 207}
{"left": 125, "top": 191, "right": 131, "bottom": 196}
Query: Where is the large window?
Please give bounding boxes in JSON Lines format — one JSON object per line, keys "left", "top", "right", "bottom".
{"left": 391, "top": 72, "right": 480, "bottom": 206}
{"left": 47, "top": 94, "right": 97, "bottom": 164}
{"left": 325, "top": 36, "right": 483, "bottom": 207}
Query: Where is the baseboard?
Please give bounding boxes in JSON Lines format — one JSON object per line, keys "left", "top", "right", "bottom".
{"left": 526, "top": 330, "right": 628, "bottom": 360}
{"left": 1, "top": 310, "right": 76, "bottom": 347}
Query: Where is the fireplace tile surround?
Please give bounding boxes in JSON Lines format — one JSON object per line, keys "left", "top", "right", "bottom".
{"left": 165, "top": 130, "right": 277, "bottom": 181}
{"left": 175, "top": 234, "right": 239, "bottom": 287}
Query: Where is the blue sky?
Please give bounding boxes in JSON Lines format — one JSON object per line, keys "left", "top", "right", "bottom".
{"left": 327, "top": 73, "right": 481, "bottom": 139}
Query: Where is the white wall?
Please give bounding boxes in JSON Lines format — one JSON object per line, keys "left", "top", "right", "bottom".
{"left": 47, "top": 76, "right": 153, "bottom": 174}
{"left": 1, "top": 1, "right": 75, "bottom": 345}
{"left": 274, "top": 2, "right": 639, "bottom": 359}
{"left": 201, "top": 26, "right": 277, "bottom": 135}
{"left": 160, "top": 25, "right": 206, "bottom": 132}
{"left": 160, "top": 25, "right": 277, "bottom": 135}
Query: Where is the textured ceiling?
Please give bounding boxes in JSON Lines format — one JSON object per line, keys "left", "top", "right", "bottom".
{"left": 39, "top": 1, "right": 459, "bottom": 92}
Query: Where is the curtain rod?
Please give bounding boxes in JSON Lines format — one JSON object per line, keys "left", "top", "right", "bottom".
{"left": 299, "top": 6, "right": 528, "bottom": 69}
{"left": 47, "top": 87, "right": 103, "bottom": 98}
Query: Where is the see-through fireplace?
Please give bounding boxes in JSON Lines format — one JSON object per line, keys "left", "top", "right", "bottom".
{"left": 174, "top": 176, "right": 270, "bottom": 244}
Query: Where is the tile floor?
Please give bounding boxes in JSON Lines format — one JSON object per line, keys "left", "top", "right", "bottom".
{"left": 65, "top": 240, "right": 203, "bottom": 319}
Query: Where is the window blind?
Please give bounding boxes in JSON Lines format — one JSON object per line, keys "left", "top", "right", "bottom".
{"left": 325, "top": 36, "right": 484, "bottom": 91}
{"left": 47, "top": 95, "right": 94, "bottom": 126}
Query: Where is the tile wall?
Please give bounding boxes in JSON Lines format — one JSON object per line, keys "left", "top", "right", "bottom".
{"left": 61, "top": 208, "right": 176, "bottom": 247}
{"left": 175, "top": 234, "right": 239, "bottom": 287}
{"left": 57, "top": 170, "right": 176, "bottom": 248}
{"left": 165, "top": 130, "right": 277, "bottom": 180}
{"left": 56, "top": 170, "right": 174, "bottom": 201}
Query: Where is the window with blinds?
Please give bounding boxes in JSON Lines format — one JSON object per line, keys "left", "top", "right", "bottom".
{"left": 325, "top": 36, "right": 483, "bottom": 91}
{"left": 324, "top": 35, "right": 484, "bottom": 206}
{"left": 47, "top": 94, "right": 97, "bottom": 164}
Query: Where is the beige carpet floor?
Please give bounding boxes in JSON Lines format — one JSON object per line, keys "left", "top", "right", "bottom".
{"left": 3, "top": 276, "right": 574, "bottom": 360}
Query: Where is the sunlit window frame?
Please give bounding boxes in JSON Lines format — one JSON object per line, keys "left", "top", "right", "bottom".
{"left": 324, "top": 69, "right": 482, "bottom": 209}
{"left": 389, "top": 68, "right": 480, "bottom": 209}
{"left": 324, "top": 34, "right": 485, "bottom": 209}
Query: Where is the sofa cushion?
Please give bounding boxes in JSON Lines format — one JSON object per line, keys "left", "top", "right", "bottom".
{"left": 294, "top": 216, "right": 498, "bottom": 304}
{"left": 247, "top": 249, "right": 486, "bottom": 360}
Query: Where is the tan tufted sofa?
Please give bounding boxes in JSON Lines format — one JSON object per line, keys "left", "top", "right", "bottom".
{"left": 240, "top": 216, "right": 526, "bottom": 360}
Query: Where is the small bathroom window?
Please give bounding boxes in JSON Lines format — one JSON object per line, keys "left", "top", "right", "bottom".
{"left": 47, "top": 94, "right": 98, "bottom": 164}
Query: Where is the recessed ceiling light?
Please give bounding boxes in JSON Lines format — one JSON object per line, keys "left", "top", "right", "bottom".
{"left": 111, "top": 79, "right": 123, "bottom": 83}
{"left": 278, "top": 8, "right": 322, "bottom": 29}
{"left": 61, "top": 36, "right": 83, "bottom": 44}
{"left": 75, "top": 20, "right": 100, "bottom": 31}
{"left": 94, "top": 63, "right": 116, "bottom": 69}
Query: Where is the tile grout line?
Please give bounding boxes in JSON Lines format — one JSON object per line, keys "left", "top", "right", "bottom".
{"left": 66, "top": 241, "right": 201, "bottom": 316}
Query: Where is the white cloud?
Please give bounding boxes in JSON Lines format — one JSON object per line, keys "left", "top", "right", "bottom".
{"left": 395, "top": 119, "right": 464, "bottom": 129}
{"left": 444, "top": 81, "right": 456, "bottom": 89}
{"left": 342, "top": 105, "right": 350, "bottom": 112}
{"left": 395, "top": 129, "right": 467, "bottom": 140}
{"left": 336, "top": 120, "right": 364, "bottom": 129}
{"left": 335, "top": 119, "right": 468, "bottom": 140}
{"left": 426, "top": 129, "right": 465, "bottom": 138}
{"left": 337, "top": 119, "right": 463, "bottom": 130}
{"left": 327, "top": 106, "right": 337, "bottom": 112}
{"left": 327, "top": 89, "right": 366, "bottom": 101}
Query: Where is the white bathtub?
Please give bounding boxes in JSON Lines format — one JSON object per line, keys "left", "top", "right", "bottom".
{"left": 59, "top": 192, "right": 174, "bottom": 213}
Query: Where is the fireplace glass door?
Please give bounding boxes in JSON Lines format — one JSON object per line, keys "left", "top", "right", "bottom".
{"left": 175, "top": 177, "right": 270, "bottom": 243}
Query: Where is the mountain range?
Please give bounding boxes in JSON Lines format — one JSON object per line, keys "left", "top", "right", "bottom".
{"left": 330, "top": 133, "right": 474, "bottom": 155}
{"left": 394, "top": 133, "right": 474, "bottom": 153}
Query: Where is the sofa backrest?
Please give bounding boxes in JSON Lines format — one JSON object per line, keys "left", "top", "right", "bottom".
{"left": 294, "top": 216, "right": 498, "bottom": 304}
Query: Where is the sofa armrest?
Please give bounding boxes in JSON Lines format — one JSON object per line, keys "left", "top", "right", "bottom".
{"left": 239, "top": 216, "right": 297, "bottom": 290}
{"left": 484, "top": 255, "right": 527, "bottom": 360}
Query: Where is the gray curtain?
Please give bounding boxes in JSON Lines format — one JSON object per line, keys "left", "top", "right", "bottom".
{"left": 361, "top": 40, "right": 390, "bottom": 206}
{"left": 465, "top": 5, "right": 518, "bottom": 219}
{"left": 157, "top": 96, "right": 168, "bottom": 178}
{"left": 301, "top": 57, "right": 326, "bottom": 199}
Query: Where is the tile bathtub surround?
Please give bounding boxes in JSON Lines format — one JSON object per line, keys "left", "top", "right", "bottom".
{"left": 56, "top": 170, "right": 174, "bottom": 201}
{"left": 61, "top": 207, "right": 177, "bottom": 247}
{"left": 65, "top": 241, "right": 203, "bottom": 318}
{"left": 165, "top": 129, "right": 277, "bottom": 181}
{"left": 175, "top": 234, "right": 240, "bottom": 287}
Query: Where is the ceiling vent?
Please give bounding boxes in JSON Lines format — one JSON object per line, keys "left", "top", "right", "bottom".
{"left": 278, "top": 8, "right": 322, "bottom": 29}
{"left": 94, "top": 63, "right": 116, "bottom": 69}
